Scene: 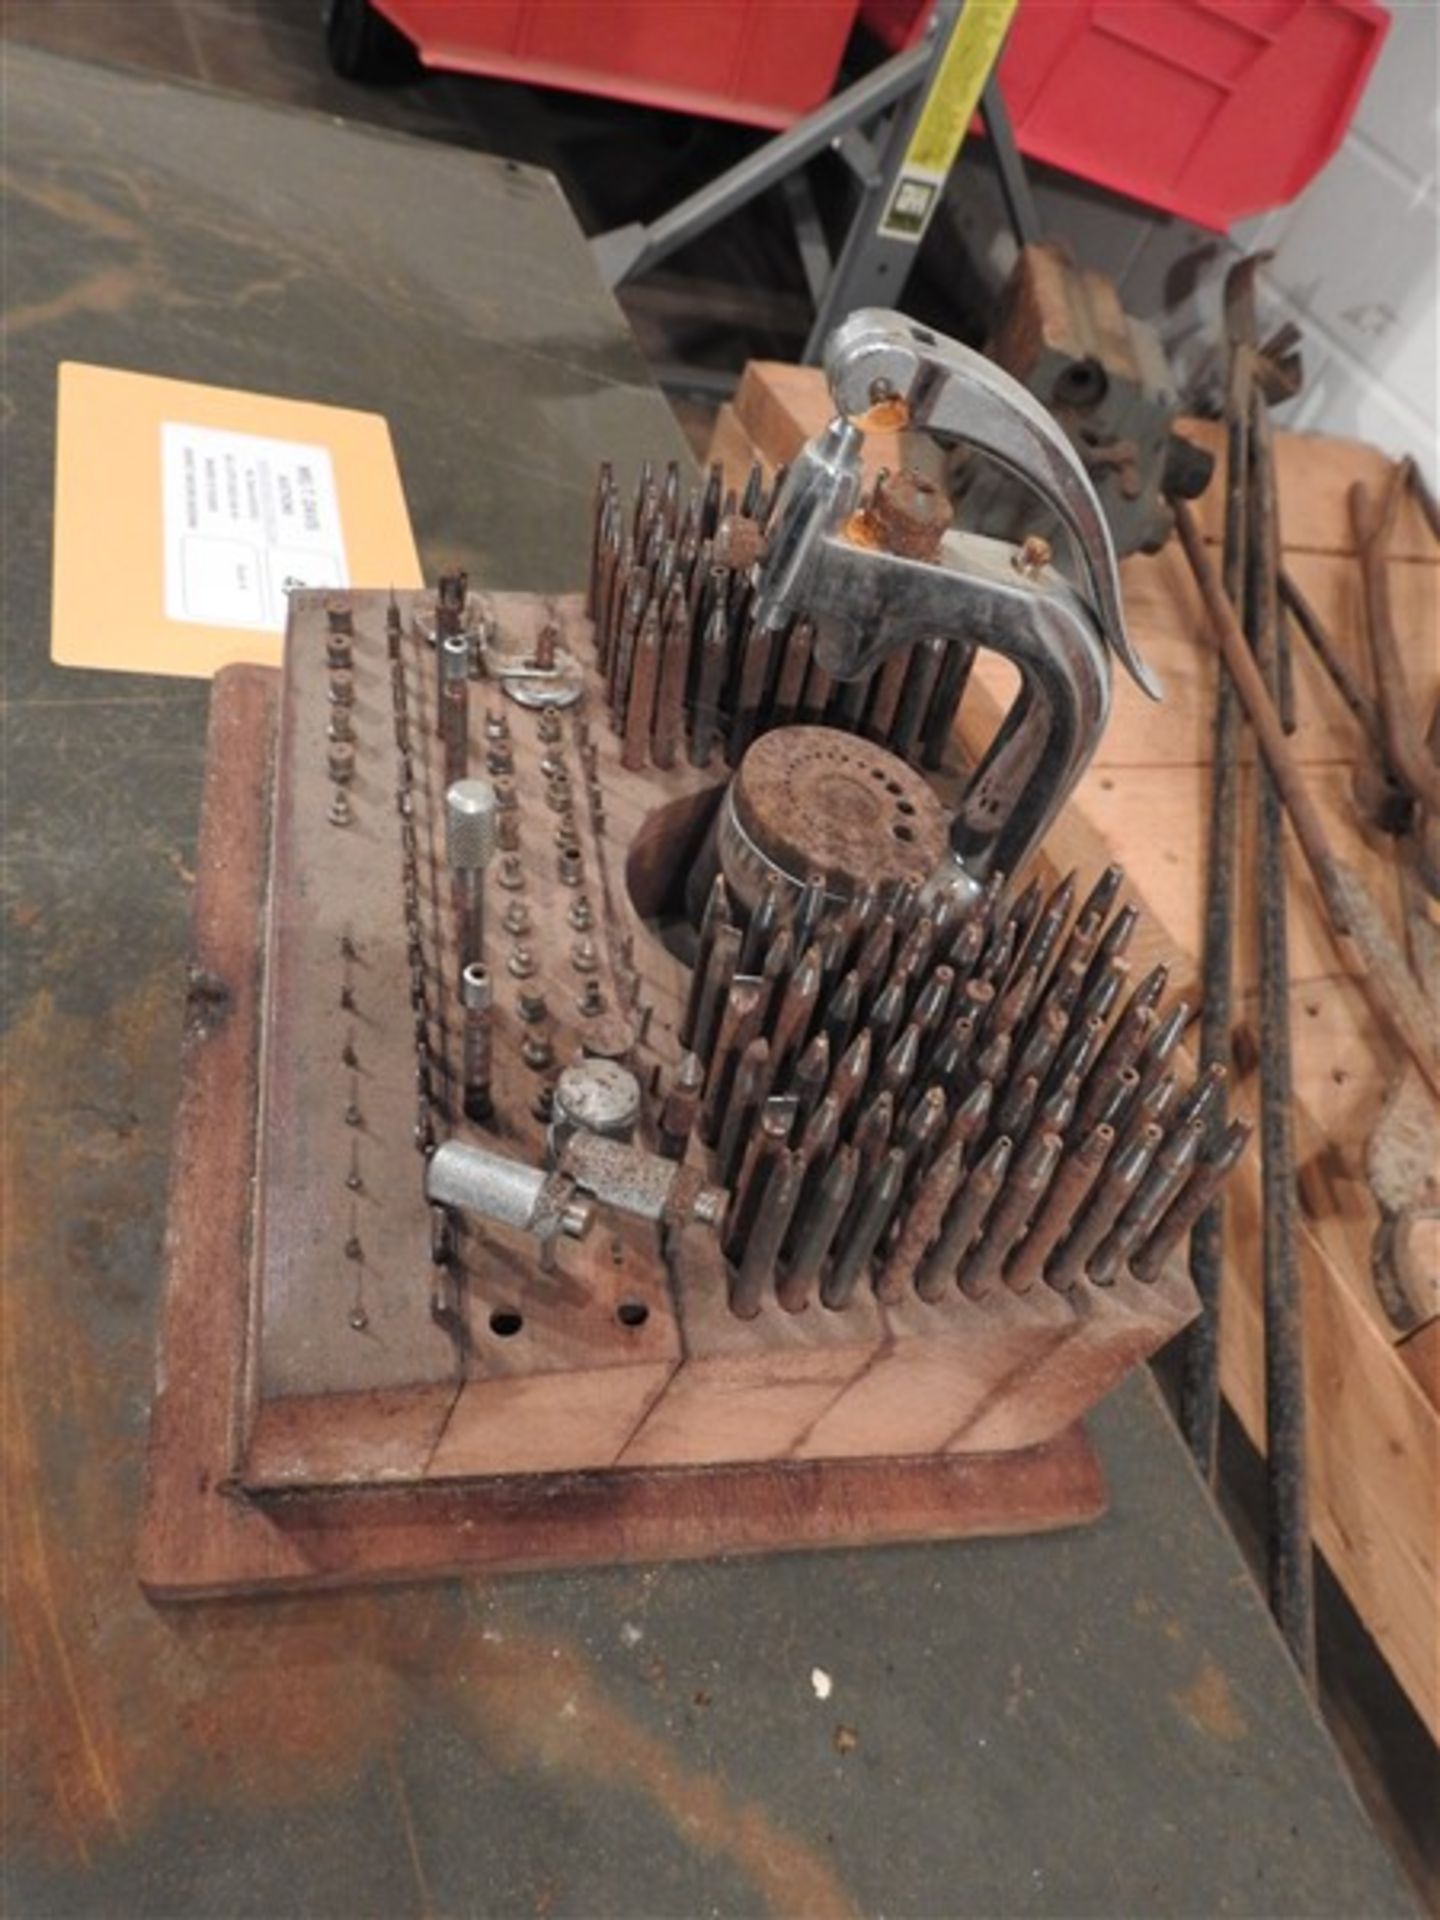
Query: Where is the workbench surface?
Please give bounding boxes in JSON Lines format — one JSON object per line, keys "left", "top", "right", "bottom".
{"left": 2, "top": 47, "right": 1415, "bottom": 1918}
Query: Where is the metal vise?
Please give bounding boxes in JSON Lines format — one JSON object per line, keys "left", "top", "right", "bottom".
{"left": 753, "top": 308, "right": 1161, "bottom": 902}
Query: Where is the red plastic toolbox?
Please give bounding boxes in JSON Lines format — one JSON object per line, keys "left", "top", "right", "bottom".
{"left": 861, "top": 0, "right": 1390, "bottom": 230}
{"left": 377, "top": 0, "right": 863, "bottom": 130}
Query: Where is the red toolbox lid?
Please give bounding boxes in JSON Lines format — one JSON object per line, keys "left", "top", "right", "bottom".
{"left": 862, "top": 0, "right": 1391, "bottom": 230}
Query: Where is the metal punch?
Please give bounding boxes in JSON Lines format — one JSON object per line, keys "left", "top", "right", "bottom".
{"left": 752, "top": 309, "right": 1162, "bottom": 904}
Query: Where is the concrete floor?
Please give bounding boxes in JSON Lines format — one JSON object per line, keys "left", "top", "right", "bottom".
{"left": 2, "top": 2, "right": 1434, "bottom": 1902}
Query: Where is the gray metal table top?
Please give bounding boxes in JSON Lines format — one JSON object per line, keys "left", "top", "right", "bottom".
{"left": 1, "top": 46, "right": 1413, "bottom": 1918}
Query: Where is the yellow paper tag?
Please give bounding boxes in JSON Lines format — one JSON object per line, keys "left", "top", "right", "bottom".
{"left": 879, "top": 0, "right": 1019, "bottom": 243}
{"left": 53, "top": 364, "right": 422, "bottom": 677}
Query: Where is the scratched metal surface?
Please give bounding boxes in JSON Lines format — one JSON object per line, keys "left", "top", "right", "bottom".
{"left": 1, "top": 47, "right": 1415, "bottom": 1918}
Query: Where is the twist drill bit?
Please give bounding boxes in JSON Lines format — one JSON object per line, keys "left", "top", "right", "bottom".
{"left": 822, "top": 1147, "right": 906, "bottom": 1311}
{"left": 915, "top": 1134, "right": 1012, "bottom": 1302}
{"left": 1003, "top": 1123, "right": 1117, "bottom": 1293}
{"left": 960, "top": 1130, "right": 1063, "bottom": 1299}
{"left": 658, "top": 1052, "right": 704, "bottom": 1161}
{"left": 780, "top": 1144, "right": 859, "bottom": 1312}
{"left": 1046, "top": 1123, "right": 1163, "bottom": 1291}
{"left": 445, "top": 779, "right": 498, "bottom": 981}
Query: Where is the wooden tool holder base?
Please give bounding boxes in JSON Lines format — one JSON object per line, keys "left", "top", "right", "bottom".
{"left": 139, "top": 665, "right": 1107, "bottom": 1599}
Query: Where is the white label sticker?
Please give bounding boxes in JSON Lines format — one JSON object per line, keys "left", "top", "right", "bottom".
{"left": 161, "top": 422, "right": 348, "bottom": 631}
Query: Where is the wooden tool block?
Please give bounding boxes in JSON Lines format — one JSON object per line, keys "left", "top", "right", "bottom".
{"left": 139, "top": 666, "right": 1109, "bottom": 1596}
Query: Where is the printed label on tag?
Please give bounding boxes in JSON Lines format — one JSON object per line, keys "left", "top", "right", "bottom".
{"left": 161, "top": 423, "right": 349, "bottom": 631}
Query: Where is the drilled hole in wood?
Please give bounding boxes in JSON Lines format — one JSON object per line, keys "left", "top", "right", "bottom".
{"left": 616, "top": 1300, "right": 649, "bottom": 1329}
{"left": 489, "top": 1309, "right": 523, "bottom": 1338}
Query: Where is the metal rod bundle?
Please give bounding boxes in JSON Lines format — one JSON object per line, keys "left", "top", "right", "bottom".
{"left": 587, "top": 458, "right": 974, "bottom": 776}
{"left": 666, "top": 861, "right": 1250, "bottom": 1319}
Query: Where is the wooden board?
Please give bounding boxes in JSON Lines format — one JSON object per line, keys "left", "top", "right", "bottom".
{"left": 228, "top": 585, "right": 1194, "bottom": 1500}
{"left": 137, "top": 667, "right": 1105, "bottom": 1599}
{"left": 719, "top": 364, "right": 1440, "bottom": 1738}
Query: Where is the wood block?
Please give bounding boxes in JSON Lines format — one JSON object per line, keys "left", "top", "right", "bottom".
{"left": 138, "top": 669, "right": 1109, "bottom": 1595}
{"left": 795, "top": 1285, "right": 1078, "bottom": 1461}
{"left": 618, "top": 1233, "right": 886, "bottom": 1467}
{"left": 957, "top": 1266, "right": 1196, "bottom": 1454}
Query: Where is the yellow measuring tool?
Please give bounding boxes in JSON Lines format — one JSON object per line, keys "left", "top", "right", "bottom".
{"left": 879, "top": 0, "right": 1020, "bottom": 243}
